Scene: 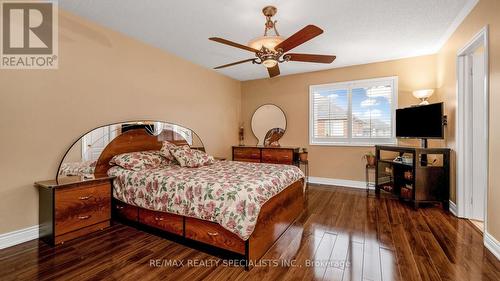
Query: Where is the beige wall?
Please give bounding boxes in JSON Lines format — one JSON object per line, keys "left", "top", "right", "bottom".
{"left": 0, "top": 11, "right": 241, "bottom": 234}
{"left": 64, "top": 140, "right": 82, "bottom": 163}
{"left": 241, "top": 55, "right": 441, "bottom": 183}
{"left": 436, "top": 0, "right": 500, "bottom": 240}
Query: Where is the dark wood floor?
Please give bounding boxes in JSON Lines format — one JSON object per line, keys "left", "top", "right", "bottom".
{"left": 1, "top": 184, "right": 499, "bottom": 281}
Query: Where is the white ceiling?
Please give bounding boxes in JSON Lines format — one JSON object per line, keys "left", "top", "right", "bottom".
{"left": 59, "top": 0, "right": 476, "bottom": 81}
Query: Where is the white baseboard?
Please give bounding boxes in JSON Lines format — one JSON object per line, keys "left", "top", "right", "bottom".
{"left": 484, "top": 231, "right": 500, "bottom": 261}
{"left": 308, "top": 176, "right": 374, "bottom": 190}
{"left": 449, "top": 200, "right": 458, "bottom": 216}
{"left": 0, "top": 225, "right": 39, "bottom": 250}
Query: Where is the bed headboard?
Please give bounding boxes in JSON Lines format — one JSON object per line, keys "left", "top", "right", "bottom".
{"left": 93, "top": 128, "right": 188, "bottom": 178}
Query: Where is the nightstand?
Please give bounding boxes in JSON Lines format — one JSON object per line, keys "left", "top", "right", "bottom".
{"left": 35, "top": 177, "right": 114, "bottom": 245}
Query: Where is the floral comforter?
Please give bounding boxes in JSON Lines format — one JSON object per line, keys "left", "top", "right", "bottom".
{"left": 108, "top": 161, "right": 304, "bottom": 240}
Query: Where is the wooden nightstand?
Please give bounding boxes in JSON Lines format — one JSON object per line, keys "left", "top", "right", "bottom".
{"left": 35, "top": 177, "right": 114, "bottom": 245}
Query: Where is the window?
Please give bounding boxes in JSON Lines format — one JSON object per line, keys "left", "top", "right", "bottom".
{"left": 309, "top": 77, "right": 397, "bottom": 146}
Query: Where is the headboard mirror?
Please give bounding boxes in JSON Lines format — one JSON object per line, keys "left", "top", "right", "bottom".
{"left": 57, "top": 121, "right": 204, "bottom": 183}
{"left": 251, "top": 104, "right": 287, "bottom": 146}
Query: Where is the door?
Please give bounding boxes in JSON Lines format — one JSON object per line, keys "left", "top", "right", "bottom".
{"left": 470, "top": 50, "right": 486, "bottom": 221}
{"left": 82, "top": 126, "right": 111, "bottom": 161}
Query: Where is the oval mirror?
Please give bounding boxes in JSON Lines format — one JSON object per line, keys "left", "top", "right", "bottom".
{"left": 251, "top": 104, "right": 287, "bottom": 146}
{"left": 57, "top": 121, "right": 204, "bottom": 183}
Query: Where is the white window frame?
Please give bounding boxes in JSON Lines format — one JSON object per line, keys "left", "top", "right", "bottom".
{"left": 309, "top": 76, "right": 398, "bottom": 146}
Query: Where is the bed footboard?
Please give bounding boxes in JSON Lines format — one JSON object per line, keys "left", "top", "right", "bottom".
{"left": 247, "top": 179, "right": 305, "bottom": 263}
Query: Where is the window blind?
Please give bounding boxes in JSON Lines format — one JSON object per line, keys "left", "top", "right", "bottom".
{"left": 312, "top": 88, "right": 349, "bottom": 140}
{"left": 310, "top": 77, "right": 397, "bottom": 145}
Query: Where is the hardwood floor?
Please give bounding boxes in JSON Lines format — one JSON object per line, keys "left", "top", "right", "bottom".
{"left": 1, "top": 184, "right": 499, "bottom": 281}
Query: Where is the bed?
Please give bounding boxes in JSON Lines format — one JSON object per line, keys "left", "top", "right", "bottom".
{"left": 93, "top": 129, "right": 306, "bottom": 267}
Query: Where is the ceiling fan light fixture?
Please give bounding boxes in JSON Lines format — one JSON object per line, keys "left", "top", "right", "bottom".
{"left": 248, "top": 35, "right": 284, "bottom": 51}
{"left": 209, "top": 5, "right": 335, "bottom": 78}
{"left": 262, "top": 58, "right": 278, "bottom": 68}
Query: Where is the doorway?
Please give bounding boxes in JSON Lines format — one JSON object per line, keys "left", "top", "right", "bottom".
{"left": 456, "top": 26, "right": 489, "bottom": 233}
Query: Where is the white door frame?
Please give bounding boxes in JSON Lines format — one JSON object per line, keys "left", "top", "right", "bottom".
{"left": 455, "top": 26, "right": 489, "bottom": 226}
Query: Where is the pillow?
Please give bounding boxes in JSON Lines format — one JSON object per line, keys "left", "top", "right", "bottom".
{"left": 159, "top": 141, "right": 177, "bottom": 161}
{"left": 169, "top": 145, "right": 215, "bottom": 168}
{"left": 109, "top": 150, "right": 167, "bottom": 171}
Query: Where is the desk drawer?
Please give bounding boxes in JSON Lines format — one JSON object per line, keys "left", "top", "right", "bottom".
{"left": 233, "top": 158, "right": 261, "bottom": 163}
{"left": 185, "top": 217, "right": 245, "bottom": 254}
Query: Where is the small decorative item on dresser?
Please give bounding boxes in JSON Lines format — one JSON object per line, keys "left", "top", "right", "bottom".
{"left": 264, "top": 128, "right": 285, "bottom": 147}
{"left": 363, "top": 151, "right": 376, "bottom": 167}
{"left": 238, "top": 124, "right": 245, "bottom": 146}
{"left": 299, "top": 148, "right": 308, "bottom": 162}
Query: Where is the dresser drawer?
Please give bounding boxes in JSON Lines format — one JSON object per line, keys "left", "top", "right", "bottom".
{"left": 233, "top": 147, "right": 261, "bottom": 160}
{"left": 185, "top": 217, "right": 245, "bottom": 254}
{"left": 54, "top": 183, "right": 111, "bottom": 235}
{"left": 233, "top": 158, "right": 261, "bottom": 163}
{"left": 113, "top": 200, "right": 139, "bottom": 222}
{"left": 261, "top": 149, "right": 294, "bottom": 165}
{"left": 139, "top": 208, "right": 183, "bottom": 235}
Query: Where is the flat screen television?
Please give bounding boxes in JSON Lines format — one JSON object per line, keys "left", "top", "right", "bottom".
{"left": 396, "top": 102, "right": 444, "bottom": 139}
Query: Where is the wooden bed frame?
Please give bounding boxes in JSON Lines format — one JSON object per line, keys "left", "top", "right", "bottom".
{"left": 94, "top": 129, "right": 305, "bottom": 268}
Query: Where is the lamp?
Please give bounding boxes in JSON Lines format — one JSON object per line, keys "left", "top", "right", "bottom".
{"left": 248, "top": 35, "right": 283, "bottom": 68}
{"left": 262, "top": 58, "right": 278, "bottom": 68}
{"left": 247, "top": 6, "right": 285, "bottom": 69}
{"left": 412, "top": 89, "right": 434, "bottom": 105}
{"left": 248, "top": 35, "right": 284, "bottom": 51}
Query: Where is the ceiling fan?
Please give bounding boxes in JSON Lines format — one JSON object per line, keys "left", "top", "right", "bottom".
{"left": 209, "top": 6, "right": 336, "bottom": 78}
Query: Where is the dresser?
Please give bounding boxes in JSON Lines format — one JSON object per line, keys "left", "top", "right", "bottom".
{"left": 232, "top": 146, "right": 299, "bottom": 165}
{"left": 35, "top": 177, "right": 113, "bottom": 245}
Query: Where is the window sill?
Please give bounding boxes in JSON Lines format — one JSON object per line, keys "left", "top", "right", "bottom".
{"left": 309, "top": 142, "right": 397, "bottom": 147}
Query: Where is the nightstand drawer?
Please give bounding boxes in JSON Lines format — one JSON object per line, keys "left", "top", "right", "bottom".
{"left": 55, "top": 183, "right": 111, "bottom": 235}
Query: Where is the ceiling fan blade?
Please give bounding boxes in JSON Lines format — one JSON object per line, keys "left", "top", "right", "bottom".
{"left": 274, "top": 25, "right": 323, "bottom": 53}
{"left": 209, "top": 37, "right": 259, "bottom": 53}
{"left": 286, "top": 53, "right": 336, "bottom": 64}
{"left": 214, "top": 59, "right": 256, "bottom": 69}
{"left": 267, "top": 64, "right": 280, "bottom": 78}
